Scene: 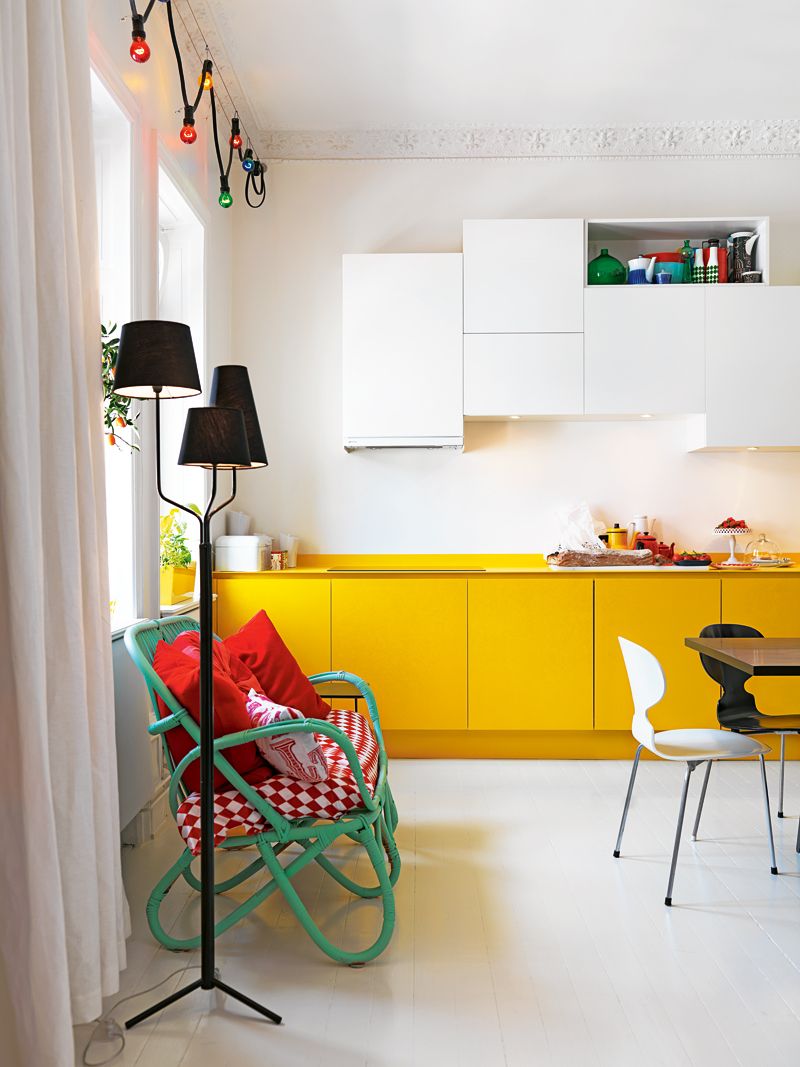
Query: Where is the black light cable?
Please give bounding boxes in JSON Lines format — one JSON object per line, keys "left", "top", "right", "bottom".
{"left": 125, "top": 0, "right": 267, "bottom": 208}
{"left": 128, "top": 0, "right": 156, "bottom": 62}
{"left": 209, "top": 87, "right": 235, "bottom": 207}
{"left": 245, "top": 161, "right": 267, "bottom": 208}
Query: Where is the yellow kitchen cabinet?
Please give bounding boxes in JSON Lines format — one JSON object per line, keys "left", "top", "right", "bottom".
{"left": 213, "top": 577, "right": 331, "bottom": 678}
{"left": 468, "top": 578, "right": 592, "bottom": 730}
{"left": 331, "top": 578, "right": 467, "bottom": 731}
{"left": 595, "top": 577, "right": 721, "bottom": 731}
{"left": 722, "top": 578, "right": 800, "bottom": 718}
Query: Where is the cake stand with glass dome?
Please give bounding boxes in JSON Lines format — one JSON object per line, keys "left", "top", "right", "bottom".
{"left": 745, "top": 532, "right": 792, "bottom": 567}
{"left": 713, "top": 521, "right": 751, "bottom": 566}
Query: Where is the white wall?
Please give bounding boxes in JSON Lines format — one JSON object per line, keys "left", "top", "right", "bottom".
{"left": 230, "top": 157, "right": 800, "bottom": 554}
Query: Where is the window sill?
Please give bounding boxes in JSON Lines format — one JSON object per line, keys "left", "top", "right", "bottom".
{"left": 160, "top": 598, "right": 202, "bottom": 618}
{"left": 111, "top": 618, "right": 146, "bottom": 642}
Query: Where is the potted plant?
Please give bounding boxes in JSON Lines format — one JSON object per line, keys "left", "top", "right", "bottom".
{"left": 159, "top": 508, "right": 197, "bottom": 605}
{"left": 101, "top": 323, "right": 139, "bottom": 449}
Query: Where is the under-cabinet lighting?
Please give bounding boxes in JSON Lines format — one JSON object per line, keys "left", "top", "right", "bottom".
{"left": 640, "top": 413, "right": 653, "bottom": 419}
{"left": 510, "top": 415, "right": 521, "bottom": 420}
{"left": 747, "top": 446, "right": 758, "bottom": 451}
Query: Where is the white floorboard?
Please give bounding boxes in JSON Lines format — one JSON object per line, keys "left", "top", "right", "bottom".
{"left": 74, "top": 759, "right": 800, "bottom": 1067}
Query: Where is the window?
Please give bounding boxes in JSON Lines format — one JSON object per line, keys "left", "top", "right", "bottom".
{"left": 157, "top": 165, "right": 206, "bottom": 606}
{"left": 91, "top": 71, "right": 136, "bottom": 629}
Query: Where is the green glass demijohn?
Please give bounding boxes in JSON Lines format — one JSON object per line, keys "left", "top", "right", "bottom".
{"left": 587, "top": 247, "right": 626, "bottom": 285}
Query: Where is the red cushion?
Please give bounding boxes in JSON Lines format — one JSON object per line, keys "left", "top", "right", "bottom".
{"left": 152, "top": 640, "right": 272, "bottom": 793}
{"left": 172, "top": 630, "right": 261, "bottom": 695}
{"left": 223, "top": 610, "right": 332, "bottom": 720}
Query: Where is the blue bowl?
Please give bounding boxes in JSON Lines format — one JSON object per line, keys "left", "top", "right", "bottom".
{"left": 655, "top": 262, "right": 684, "bottom": 283}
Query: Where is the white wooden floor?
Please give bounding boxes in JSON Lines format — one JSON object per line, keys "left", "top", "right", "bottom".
{"left": 74, "top": 759, "right": 800, "bottom": 1067}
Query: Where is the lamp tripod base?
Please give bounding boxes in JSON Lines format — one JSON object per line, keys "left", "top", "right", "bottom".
{"left": 125, "top": 975, "right": 283, "bottom": 1030}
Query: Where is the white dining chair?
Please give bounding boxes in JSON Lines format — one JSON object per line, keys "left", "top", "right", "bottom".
{"left": 613, "top": 636, "right": 778, "bottom": 906}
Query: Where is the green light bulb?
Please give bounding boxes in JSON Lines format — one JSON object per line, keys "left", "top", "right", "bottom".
{"left": 218, "top": 190, "right": 233, "bottom": 209}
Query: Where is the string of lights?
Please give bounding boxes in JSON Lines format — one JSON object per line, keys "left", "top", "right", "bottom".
{"left": 127, "top": 0, "right": 267, "bottom": 210}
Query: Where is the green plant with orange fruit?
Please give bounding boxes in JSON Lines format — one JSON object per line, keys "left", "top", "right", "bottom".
{"left": 101, "top": 322, "right": 139, "bottom": 450}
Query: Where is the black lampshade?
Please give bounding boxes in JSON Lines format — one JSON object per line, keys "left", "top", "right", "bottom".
{"left": 113, "top": 320, "right": 202, "bottom": 399}
{"left": 209, "top": 365, "right": 268, "bottom": 468}
{"left": 178, "top": 407, "right": 251, "bottom": 469}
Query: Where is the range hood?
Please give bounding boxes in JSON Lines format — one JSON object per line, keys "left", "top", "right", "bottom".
{"left": 344, "top": 435, "right": 463, "bottom": 452}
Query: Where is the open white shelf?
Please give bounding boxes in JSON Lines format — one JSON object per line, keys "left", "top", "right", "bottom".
{"left": 585, "top": 216, "right": 769, "bottom": 285}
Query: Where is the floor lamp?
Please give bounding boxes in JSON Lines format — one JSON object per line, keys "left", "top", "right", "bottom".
{"left": 112, "top": 321, "right": 281, "bottom": 1028}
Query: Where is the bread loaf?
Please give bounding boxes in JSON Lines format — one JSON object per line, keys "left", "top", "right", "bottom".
{"left": 547, "top": 548, "right": 654, "bottom": 568}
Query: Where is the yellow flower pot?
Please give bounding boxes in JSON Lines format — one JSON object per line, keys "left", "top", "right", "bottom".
{"left": 160, "top": 563, "right": 197, "bottom": 605}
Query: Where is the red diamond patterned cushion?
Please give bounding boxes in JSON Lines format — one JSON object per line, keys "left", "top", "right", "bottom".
{"left": 176, "top": 708, "right": 380, "bottom": 855}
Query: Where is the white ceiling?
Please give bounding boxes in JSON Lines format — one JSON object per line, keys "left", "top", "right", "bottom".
{"left": 198, "top": 0, "right": 800, "bottom": 157}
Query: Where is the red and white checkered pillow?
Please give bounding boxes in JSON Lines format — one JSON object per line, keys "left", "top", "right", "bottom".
{"left": 176, "top": 707, "right": 380, "bottom": 855}
{"left": 246, "top": 690, "right": 330, "bottom": 783}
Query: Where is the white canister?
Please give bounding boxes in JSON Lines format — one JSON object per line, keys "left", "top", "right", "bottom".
{"left": 280, "top": 533, "right": 300, "bottom": 568}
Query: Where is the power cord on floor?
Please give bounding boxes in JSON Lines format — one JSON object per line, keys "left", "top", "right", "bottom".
{"left": 82, "top": 964, "right": 203, "bottom": 1066}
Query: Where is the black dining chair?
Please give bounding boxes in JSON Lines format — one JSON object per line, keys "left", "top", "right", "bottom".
{"left": 698, "top": 623, "right": 800, "bottom": 825}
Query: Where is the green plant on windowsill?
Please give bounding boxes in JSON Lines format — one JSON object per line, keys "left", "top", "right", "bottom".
{"left": 102, "top": 322, "right": 139, "bottom": 450}
{"left": 160, "top": 507, "right": 199, "bottom": 605}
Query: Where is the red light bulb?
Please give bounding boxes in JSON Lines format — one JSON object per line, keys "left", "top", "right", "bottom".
{"left": 130, "top": 36, "right": 150, "bottom": 63}
{"left": 180, "top": 124, "right": 197, "bottom": 144}
{"left": 229, "top": 134, "right": 243, "bottom": 150}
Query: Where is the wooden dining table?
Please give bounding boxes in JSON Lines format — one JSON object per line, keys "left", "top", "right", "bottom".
{"left": 685, "top": 635, "right": 800, "bottom": 853}
{"left": 684, "top": 636, "right": 800, "bottom": 676}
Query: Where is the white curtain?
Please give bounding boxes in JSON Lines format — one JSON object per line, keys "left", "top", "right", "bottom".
{"left": 0, "top": 0, "right": 128, "bottom": 1063}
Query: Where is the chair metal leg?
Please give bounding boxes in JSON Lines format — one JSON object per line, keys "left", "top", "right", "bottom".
{"left": 691, "top": 760, "right": 712, "bottom": 841}
{"left": 665, "top": 763, "right": 695, "bottom": 907}
{"left": 778, "top": 735, "right": 786, "bottom": 818}
{"left": 759, "top": 754, "right": 779, "bottom": 875}
{"left": 614, "top": 744, "right": 642, "bottom": 858}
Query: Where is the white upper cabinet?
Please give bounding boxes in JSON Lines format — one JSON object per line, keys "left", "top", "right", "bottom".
{"left": 464, "top": 334, "right": 584, "bottom": 417}
{"left": 585, "top": 287, "right": 705, "bottom": 415}
{"left": 690, "top": 286, "right": 800, "bottom": 450}
{"left": 463, "top": 219, "right": 584, "bottom": 333}
{"left": 342, "top": 253, "right": 463, "bottom": 449}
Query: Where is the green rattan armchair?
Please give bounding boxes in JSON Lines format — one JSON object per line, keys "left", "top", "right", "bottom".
{"left": 125, "top": 616, "right": 400, "bottom": 965}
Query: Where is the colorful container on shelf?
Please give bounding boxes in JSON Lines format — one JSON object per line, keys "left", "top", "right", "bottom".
{"left": 646, "top": 252, "right": 685, "bottom": 284}
{"left": 627, "top": 255, "right": 657, "bottom": 285}
{"left": 587, "top": 248, "right": 626, "bottom": 285}
{"left": 730, "top": 232, "right": 759, "bottom": 282}
{"left": 692, "top": 247, "right": 705, "bottom": 284}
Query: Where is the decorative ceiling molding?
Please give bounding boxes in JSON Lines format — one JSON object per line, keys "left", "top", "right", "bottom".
{"left": 255, "top": 120, "right": 800, "bottom": 161}
{"left": 177, "top": 5, "right": 800, "bottom": 161}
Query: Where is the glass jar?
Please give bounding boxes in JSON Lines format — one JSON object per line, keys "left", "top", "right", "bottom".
{"left": 745, "top": 532, "right": 780, "bottom": 563}
{"left": 587, "top": 248, "right": 626, "bottom": 285}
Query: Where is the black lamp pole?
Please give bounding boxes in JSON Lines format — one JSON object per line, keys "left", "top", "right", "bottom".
{"left": 113, "top": 323, "right": 280, "bottom": 1028}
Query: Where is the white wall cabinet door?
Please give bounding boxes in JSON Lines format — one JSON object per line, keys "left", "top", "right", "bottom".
{"left": 342, "top": 253, "right": 463, "bottom": 447}
{"left": 585, "top": 286, "right": 705, "bottom": 415}
{"left": 464, "top": 334, "right": 584, "bottom": 417}
{"left": 697, "top": 286, "right": 800, "bottom": 449}
{"left": 463, "top": 219, "right": 584, "bottom": 333}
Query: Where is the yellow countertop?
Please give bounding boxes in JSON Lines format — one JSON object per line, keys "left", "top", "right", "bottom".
{"left": 213, "top": 554, "right": 800, "bottom": 578}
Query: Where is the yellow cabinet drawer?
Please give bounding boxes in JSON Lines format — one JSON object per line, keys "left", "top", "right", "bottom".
{"left": 214, "top": 578, "right": 331, "bottom": 678}
{"left": 331, "top": 578, "right": 467, "bottom": 731}
{"left": 468, "top": 578, "right": 592, "bottom": 730}
{"left": 595, "top": 577, "right": 721, "bottom": 731}
{"left": 722, "top": 578, "right": 800, "bottom": 718}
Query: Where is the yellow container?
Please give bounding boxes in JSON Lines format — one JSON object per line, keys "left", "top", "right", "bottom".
{"left": 606, "top": 524, "right": 628, "bottom": 549}
{"left": 160, "top": 563, "right": 196, "bottom": 605}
